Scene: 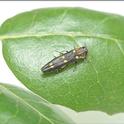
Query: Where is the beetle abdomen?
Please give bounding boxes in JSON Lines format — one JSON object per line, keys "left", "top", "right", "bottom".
{"left": 41, "top": 51, "right": 75, "bottom": 72}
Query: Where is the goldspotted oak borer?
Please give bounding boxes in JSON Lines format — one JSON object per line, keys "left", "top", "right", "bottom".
{"left": 41, "top": 46, "right": 88, "bottom": 73}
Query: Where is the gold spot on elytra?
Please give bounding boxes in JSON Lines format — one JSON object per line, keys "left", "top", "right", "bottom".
{"left": 50, "top": 65, "right": 54, "bottom": 68}
{"left": 64, "top": 60, "right": 68, "bottom": 63}
{"left": 61, "top": 56, "right": 65, "bottom": 59}
{"left": 73, "top": 50, "right": 76, "bottom": 53}
{"left": 76, "top": 56, "right": 79, "bottom": 59}
{"left": 49, "top": 63, "right": 53, "bottom": 66}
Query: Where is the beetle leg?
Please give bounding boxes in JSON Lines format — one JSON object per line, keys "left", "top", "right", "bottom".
{"left": 73, "top": 61, "right": 77, "bottom": 72}
{"left": 83, "top": 56, "right": 89, "bottom": 63}
{"left": 56, "top": 69, "right": 59, "bottom": 73}
{"left": 55, "top": 50, "right": 64, "bottom": 55}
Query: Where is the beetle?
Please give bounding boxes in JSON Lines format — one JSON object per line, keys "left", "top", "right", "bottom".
{"left": 41, "top": 46, "right": 88, "bottom": 73}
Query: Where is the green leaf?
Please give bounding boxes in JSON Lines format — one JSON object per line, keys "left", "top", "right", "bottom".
{"left": 0, "top": 83, "right": 74, "bottom": 124}
{"left": 0, "top": 7, "right": 124, "bottom": 114}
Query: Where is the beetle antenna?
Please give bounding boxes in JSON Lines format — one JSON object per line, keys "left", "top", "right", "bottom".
{"left": 70, "top": 36, "right": 80, "bottom": 48}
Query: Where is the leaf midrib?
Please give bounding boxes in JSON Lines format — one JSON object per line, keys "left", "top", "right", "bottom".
{"left": 0, "top": 32, "right": 121, "bottom": 43}
{"left": 0, "top": 84, "right": 54, "bottom": 124}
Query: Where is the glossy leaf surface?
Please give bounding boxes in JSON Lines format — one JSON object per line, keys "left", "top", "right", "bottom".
{"left": 0, "top": 8, "right": 124, "bottom": 114}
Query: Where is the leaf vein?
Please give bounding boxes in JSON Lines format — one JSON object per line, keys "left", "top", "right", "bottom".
{"left": 0, "top": 32, "right": 122, "bottom": 43}
{"left": 0, "top": 84, "right": 54, "bottom": 124}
